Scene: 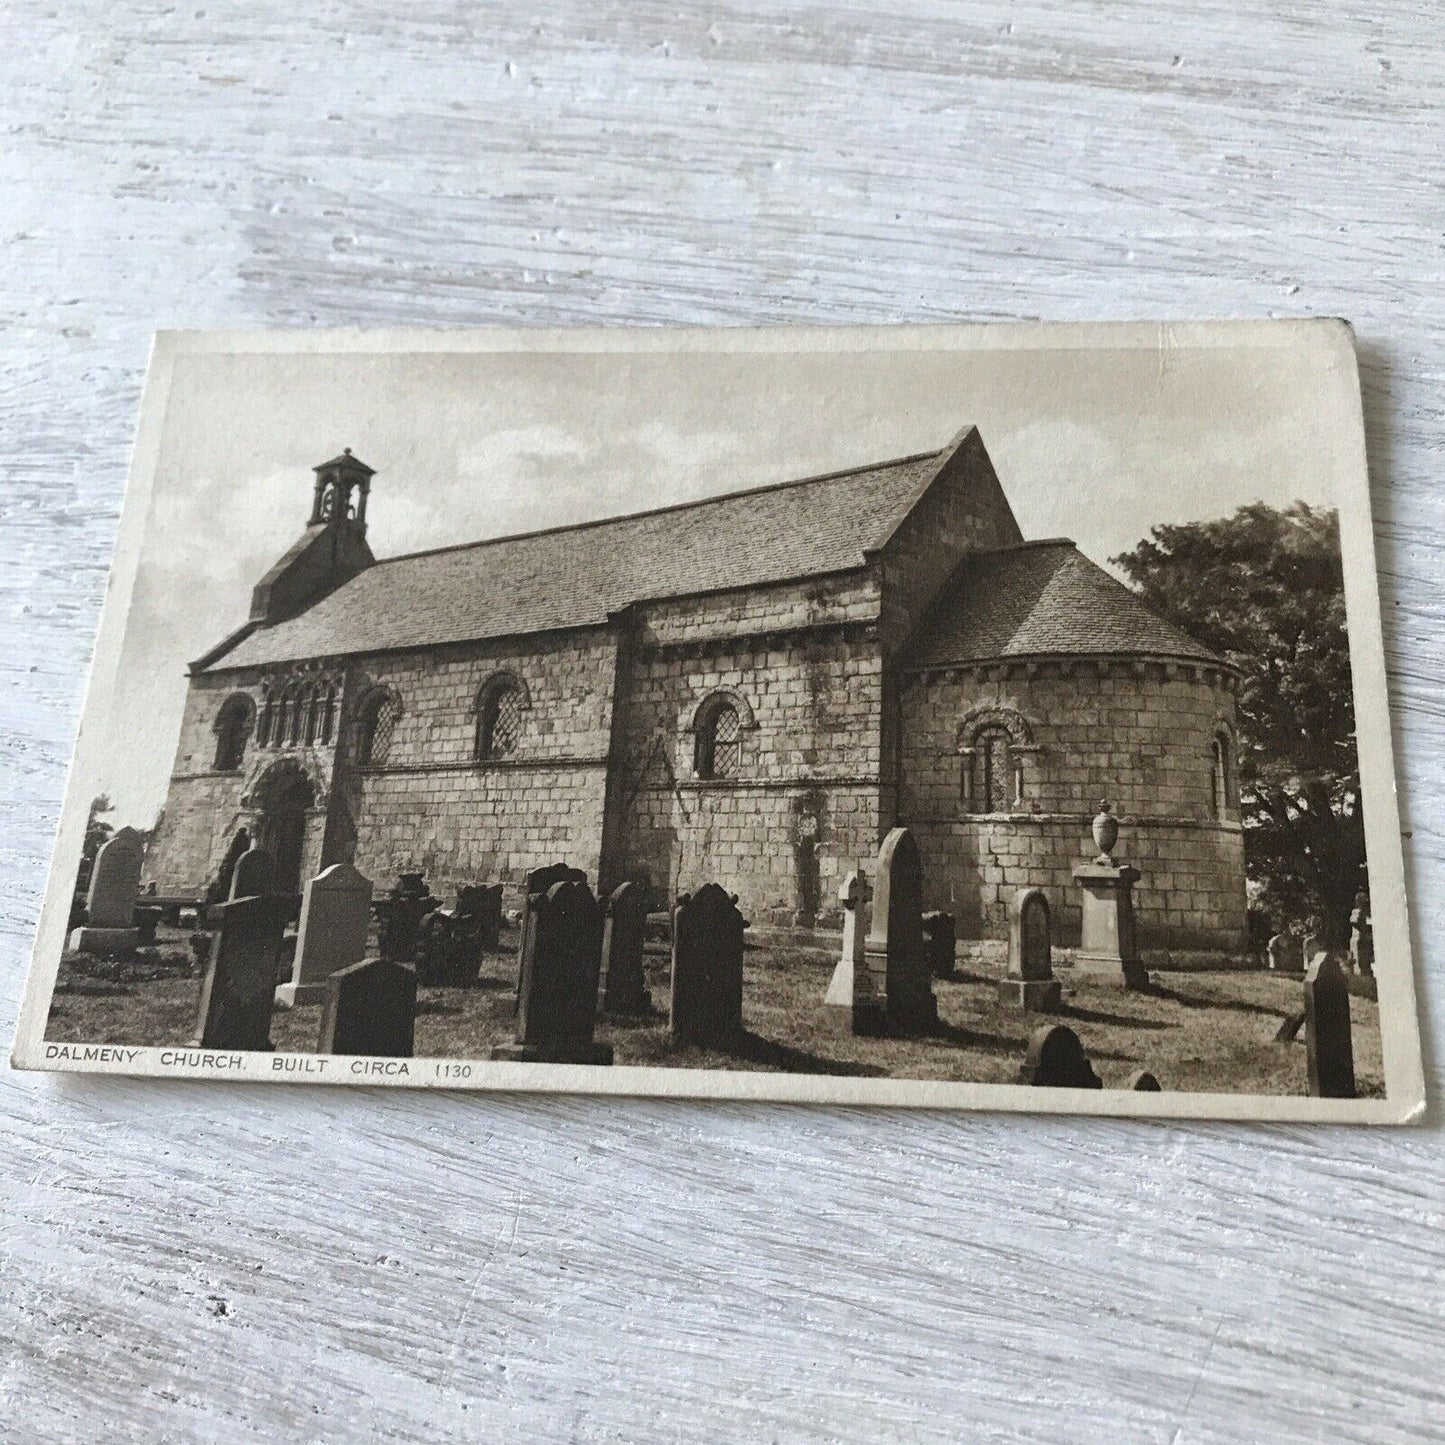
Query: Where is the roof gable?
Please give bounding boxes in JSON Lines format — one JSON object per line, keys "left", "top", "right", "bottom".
{"left": 905, "top": 540, "right": 1224, "bottom": 668}
{"left": 204, "top": 447, "right": 951, "bottom": 671}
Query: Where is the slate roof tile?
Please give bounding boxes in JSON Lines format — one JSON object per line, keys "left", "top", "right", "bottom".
{"left": 905, "top": 540, "right": 1223, "bottom": 667}
{"left": 207, "top": 450, "right": 946, "bottom": 670}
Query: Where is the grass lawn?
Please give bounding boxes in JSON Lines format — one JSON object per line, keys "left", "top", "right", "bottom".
{"left": 45, "top": 934, "right": 1385, "bottom": 1097}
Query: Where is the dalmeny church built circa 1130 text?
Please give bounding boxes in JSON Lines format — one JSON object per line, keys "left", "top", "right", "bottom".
{"left": 146, "top": 426, "right": 1248, "bottom": 952}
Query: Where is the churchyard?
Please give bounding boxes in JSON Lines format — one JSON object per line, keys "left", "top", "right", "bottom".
{"left": 47, "top": 820, "right": 1382, "bottom": 1096}
{"left": 46, "top": 924, "right": 1384, "bottom": 1096}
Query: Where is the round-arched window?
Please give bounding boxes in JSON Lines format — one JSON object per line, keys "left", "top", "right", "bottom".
{"left": 475, "top": 678, "right": 524, "bottom": 760}
{"left": 696, "top": 702, "right": 741, "bottom": 780}
{"left": 356, "top": 691, "right": 400, "bottom": 767}
{"left": 213, "top": 696, "right": 253, "bottom": 772}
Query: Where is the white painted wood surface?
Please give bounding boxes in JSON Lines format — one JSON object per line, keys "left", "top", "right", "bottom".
{"left": 2, "top": 4, "right": 1440, "bottom": 1439}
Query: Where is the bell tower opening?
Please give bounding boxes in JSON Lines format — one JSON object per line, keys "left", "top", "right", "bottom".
{"left": 309, "top": 447, "right": 374, "bottom": 531}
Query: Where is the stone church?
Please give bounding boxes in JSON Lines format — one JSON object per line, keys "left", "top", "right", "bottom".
{"left": 146, "top": 425, "right": 1247, "bottom": 951}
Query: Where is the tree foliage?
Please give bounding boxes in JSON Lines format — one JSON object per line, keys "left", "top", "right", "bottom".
{"left": 1112, "top": 502, "right": 1364, "bottom": 946}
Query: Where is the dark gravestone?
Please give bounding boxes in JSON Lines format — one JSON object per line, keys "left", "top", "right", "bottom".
{"left": 375, "top": 872, "right": 437, "bottom": 963}
{"left": 1017, "top": 1024, "right": 1103, "bottom": 1088}
{"left": 857, "top": 828, "right": 937, "bottom": 1037}
{"left": 1274, "top": 1009, "right": 1306, "bottom": 1043}
{"left": 493, "top": 879, "right": 612, "bottom": 1065}
{"left": 601, "top": 881, "right": 651, "bottom": 1015}
{"left": 514, "top": 864, "right": 588, "bottom": 1009}
{"left": 670, "top": 884, "right": 747, "bottom": 1048}
{"left": 417, "top": 884, "right": 499, "bottom": 987}
{"left": 191, "top": 893, "right": 287, "bottom": 1050}
{"left": 1305, "top": 953, "right": 1357, "bottom": 1098}
{"left": 465, "top": 883, "right": 504, "bottom": 952}
{"left": 317, "top": 958, "right": 418, "bottom": 1057}
{"left": 134, "top": 904, "right": 162, "bottom": 947}
{"left": 229, "top": 845, "right": 274, "bottom": 901}
{"left": 999, "top": 887, "right": 1062, "bottom": 1012}
{"left": 921, "top": 910, "right": 956, "bottom": 977}
{"left": 1126, "top": 1069, "right": 1162, "bottom": 1091}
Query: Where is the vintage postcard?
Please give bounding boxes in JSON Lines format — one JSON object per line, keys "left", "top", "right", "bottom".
{"left": 10, "top": 322, "right": 1425, "bottom": 1120}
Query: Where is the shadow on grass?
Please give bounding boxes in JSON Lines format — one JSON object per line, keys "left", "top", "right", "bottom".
{"left": 1061, "top": 1003, "right": 1172, "bottom": 1031}
{"left": 935, "top": 967, "right": 997, "bottom": 987}
{"left": 1148, "top": 982, "right": 1291, "bottom": 1020}
{"left": 720, "top": 1028, "right": 885, "bottom": 1077}
{"left": 928, "top": 1019, "right": 1030, "bottom": 1056}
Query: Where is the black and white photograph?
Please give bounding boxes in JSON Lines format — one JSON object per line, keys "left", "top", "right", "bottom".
{"left": 11, "top": 322, "right": 1422, "bottom": 1119}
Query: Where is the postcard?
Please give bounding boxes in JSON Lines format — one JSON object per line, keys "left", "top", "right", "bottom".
{"left": 11, "top": 322, "right": 1424, "bottom": 1120}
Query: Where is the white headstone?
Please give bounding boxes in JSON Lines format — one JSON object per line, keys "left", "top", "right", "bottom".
{"left": 275, "top": 862, "right": 374, "bottom": 1008}
{"left": 824, "top": 868, "right": 869, "bottom": 1009}
{"left": 86, "top": 826, "right": 144, "bottom": 928}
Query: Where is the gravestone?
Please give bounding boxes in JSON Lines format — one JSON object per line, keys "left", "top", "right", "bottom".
{"left": 191, "top": 893, "right": 287, "bottom": 1050}
{"left": 1305, "top": 953, "right": 1357, "bottom": 1098}
{"left": 492, "top": 879, "right": 612, "bottom": 1064}
{"left": 230, "top": 845, "right": 275, "bottom": 901}
{"left": 514, "top": 863, "right": 588, "bottom": 1009}
{"left": 922, "top": 910, "right": 956, "bottom": 977}
{"left": 317, "top": 957, "right": 417, "bottom": 1057}
{"left": 68, "top": 826, "right": 145, "bottom": 954}
{"left": 1350, "top": 902, "right": 1374, "bottom": 979}
{"left": 465, "top": 883, "right": 504, "bottom": 952}
{"left": 1302, "top": 931, "right": 1325, "bottom": 967}
{"left": 1127, "top": 1069, "right": 1162, "bottom": 1091}
{"left": 823, "top": 868, "right": 869, "bottom": 1016}
{"left": 600, "top": 882, "right": 651, "bottom": 1015}
{"left": 1071, "top": 804, "right": 1149, "bottom": 989}
{"left": 998, "top": 887, "right": 1062, "bottom": 1012}
{"left": 1017, "top": 1024, "right": 1103, "bottom": 1088}
{"left": 856, "top": 828, "right": 937, "bottom": 1037}
{"left": 670, "top": 884, "right": 747, "bottom": 1048}
{"left": 1274, "top": 1009, "right": 1306, "bottom": 1043}
{"left": 375, "top": 872, "right": 437, "bottom": 962}
{"left": 417, "top": 884, "right": 500, "bottom": 986}
{"left": 275, "top": 862, "right": 374, "bottom": 1008}
{"left": 1267, "top": 932, "right": 1304, "bottom": 972}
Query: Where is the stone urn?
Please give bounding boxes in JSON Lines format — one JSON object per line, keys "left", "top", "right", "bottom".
{"left": 1091, "top": 802, "right": 1119, "bottom": 863}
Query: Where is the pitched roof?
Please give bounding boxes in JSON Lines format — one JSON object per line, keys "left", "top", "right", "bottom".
{"left": 205, "top": 448, "right": 949, "bottom": 671}
{"left": 904, "top": 540, "right": 1224, "bottom": 668}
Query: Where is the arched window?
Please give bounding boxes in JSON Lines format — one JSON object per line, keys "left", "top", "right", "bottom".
{"left": 213, "top": 696, "right": 253, "bottom": 772}
{"left": 314, "top": 683, "right": 337, "bottom": 745}
{"left": 1212, "top": 732, "right": 1233, "bottom": 819}
{"left": 696, "top": 702, "right": 741, "bottom": 780}
{"left": 958, "top": 707, "right": 1033, "bottom": 814}
{"left": 356, "top": 690, "right": 400, "bottom": 768}
{"left": 972, "top": 727, "right": 1016, "bottom": 812}
{"left": 475, "top": 676, "right": 525, "bottom": 760}
{"left": 257, "top": 687, "right": 276, "bottom": 747}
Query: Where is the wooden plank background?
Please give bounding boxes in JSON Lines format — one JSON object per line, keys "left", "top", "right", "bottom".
{"left": 1, "top": 4, "right": 1439, "bottom": 1440}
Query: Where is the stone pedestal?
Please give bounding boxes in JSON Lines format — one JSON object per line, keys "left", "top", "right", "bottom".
{"left": 998, "top": 977, "right": 1063, "bottom": 1011}
{"left": 1071, "top": 860, "right": 1150, "bottom": 989}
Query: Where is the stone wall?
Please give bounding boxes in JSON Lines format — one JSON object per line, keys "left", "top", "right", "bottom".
{"left": 146, "top": 670, "right": 336, "bottom": 894}
{"left": 896, "top": 657, "right": 1247, "bottom": 950}
{"left": 608, "top": 577, "right": 886, "bottom": 925}
{"left": 340, "top": 630, "right": 618, "bottom": 898}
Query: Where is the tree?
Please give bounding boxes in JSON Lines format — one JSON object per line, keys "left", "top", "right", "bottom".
{"left": 76, "top": 794, "right": 115, "bottom": 899}
{"left": 1112, "top": 502, "right": 1363, "bottom": 947}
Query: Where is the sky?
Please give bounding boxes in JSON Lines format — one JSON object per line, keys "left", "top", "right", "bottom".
{"left": 81, "top": 328, "right": 1362, "bottom": 827}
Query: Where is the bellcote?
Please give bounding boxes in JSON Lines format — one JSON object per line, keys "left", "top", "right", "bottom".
{"left": 309, "top": 448, "right": 374, "bottom": 532}
{"left": 248, "top": 448, "right": 378, "bottom": 625}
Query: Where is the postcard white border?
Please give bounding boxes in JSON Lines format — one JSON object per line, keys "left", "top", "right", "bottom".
{"left": 11, "top": 321, "right": 1425, "bottom": 1124}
